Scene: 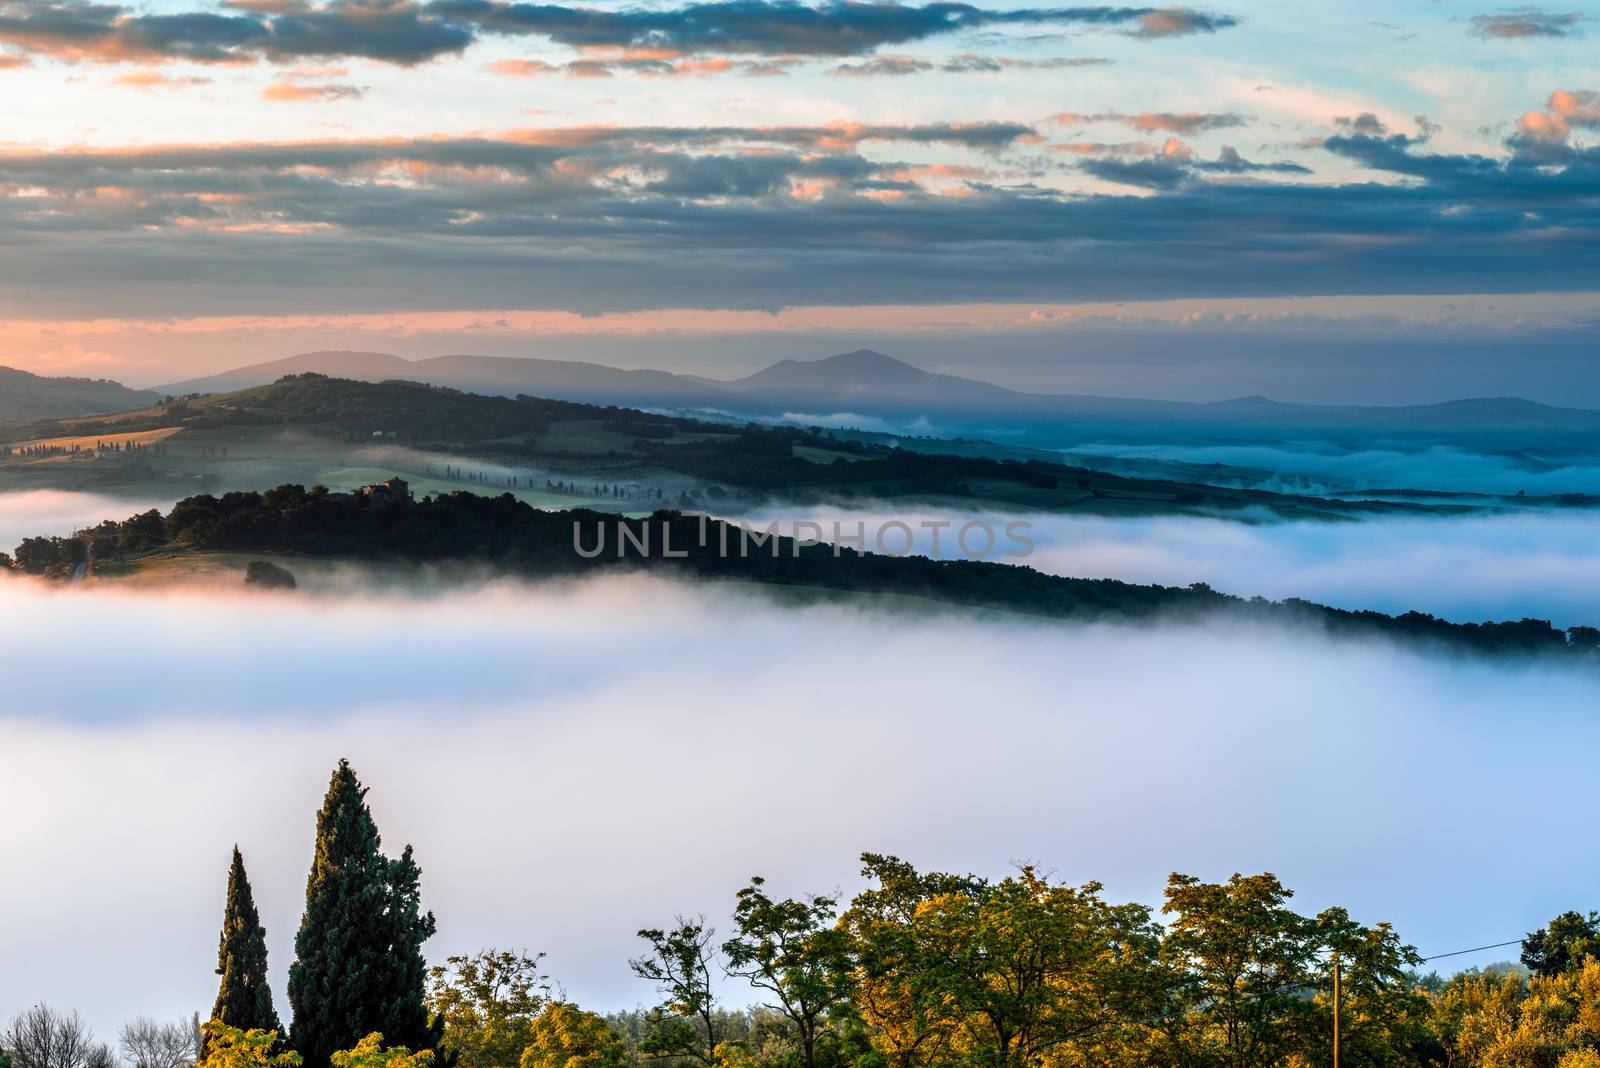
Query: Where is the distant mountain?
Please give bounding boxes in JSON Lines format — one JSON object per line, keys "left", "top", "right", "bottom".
{"left": 0, "top": 366, "right": 159, "bottom": 425}
{"left": 155, "top": 348, "right": 1600, "bottom": 450}
{"left": 157, "top": 351, "right": 756, "bottom": 411}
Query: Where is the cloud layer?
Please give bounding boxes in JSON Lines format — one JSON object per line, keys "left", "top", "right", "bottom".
{"left": 0, "top": 0, "right": 1236, "bottom": 65}
{"left": 0, "top": 88, "right": 1597, "bottom": 318}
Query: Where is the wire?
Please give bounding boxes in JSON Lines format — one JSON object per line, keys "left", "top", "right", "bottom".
{"left": 1418, "top": 938, "right": 1526, "bottom": 963}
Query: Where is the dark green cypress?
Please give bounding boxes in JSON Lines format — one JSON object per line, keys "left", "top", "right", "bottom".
{"left": 287, "top": 760, "right": 444, "bottom": 1068}
{"left": 205, "top": 846, "right": 282, "bottom": 1053}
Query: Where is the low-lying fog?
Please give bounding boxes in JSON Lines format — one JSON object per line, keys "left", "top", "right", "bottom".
{"left": 1067, "top": 442, "right": 1600, "bottom": 496}
{"left": 0, "top": 489, "right": 172, "bottom": 550}
{"left": 734, "top": 505, "right": 1600, "bottom": 628}
{"left": 9, "top": 490, "right": 1600, "bottom": 627}
{"left": 2, "top": 573, "right": 1597, "bottom": 1041}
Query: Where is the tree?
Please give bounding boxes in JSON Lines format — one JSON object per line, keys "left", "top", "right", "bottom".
{"left": 1433, "top": 958, "right": 1600, "bottom": 1065}
{"left": 121, "top": 1017, "right": 199, "bottom": 1068}
{"left": 4, "top": 1006, "right": 113, "bottom": 1068}
{"left": 1524, "top": 911, "right": 1600, "bottom": 978}
{"left": 196, "top": 1024, "right": 301, "bottom": 1068}
{"left": 1313, "top": 907, "right": 1431, "bottom": 1066}
{"left": 722, "top": 877, "right": 852, "bottom": 1068}
{"left": 630, "top": 918, "right": 721, "bottom": 1065}
{"left": 288, "top": 760, "right": 445, "bottom": 1068}
{"left": 519, "top": 1005, "right": 625, "bottom": 1068}
{"left": 208, "top": 847, "right": 282, "bottom": 1055}
{"left": 1160, "top": 872, "right": 1321, "bottom": 1068}
{"left": 839, "top": 855, "right": 1165, "bottom": 1068}
{"left": 427, "top": 951, "right": 548, "bottom": 1068}
{"left": 330, "top": 1035, "right": 434, "bottom": 1068}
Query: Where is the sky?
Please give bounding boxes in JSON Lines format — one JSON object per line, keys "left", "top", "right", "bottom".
{"left": 2, "top": 0, "right": 1598, "bottom": 398}
{"left": 4, "top": 566, "right": 1600, "bottom": 1042}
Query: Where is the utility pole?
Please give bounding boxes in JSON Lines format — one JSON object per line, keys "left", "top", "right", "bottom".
{"left": 1332, "top": 953, "right": 1342, "bottom": 1068}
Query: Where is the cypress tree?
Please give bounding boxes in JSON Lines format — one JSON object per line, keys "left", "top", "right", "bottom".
{"left": 206, "top": 846, "right": 282, "bottom": 1053}
{"left": 287, "top": 760, "right": 443, "bottom": 1068}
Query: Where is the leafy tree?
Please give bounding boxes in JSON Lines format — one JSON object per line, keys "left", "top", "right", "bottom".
{"left": 196, "top": 1026, "right": 301, "bottom": 1068}
{"left": 1524, "top": 911, "right": 1600, "bottom": 978}
{"left": 722, "top": 877, "right": 851, "bottom": 1068}
{"left": 427, "top": 951, "right": 548, "bottom": 1068}
{"left": 1314, "top": 907, "right": 1430, "bottom": 1066}
{"left": 1433, "top": 958, "right": 1600, "bottom": 1065}
{"left": 519, "top": 1005, "right": 625, "bottom": 1068}
{"left": 208, "top": 847, "right": 282, "bottom": 1055}
{"left": 330, "top": 1035, "right": 435, "bottom": 1068}
{"left": 1160, "top": 872, "right": 1322, "bottom": 1067}
{"left": 630, "top": 918, "right": 722, "bottom": 1066}
{"left": 837, "top": 854, "right": 976, "bottom": 1068}
{"left": 840, "top": 855, "right": 1165, "bottom": 1068}
{"left": 288, "top": 760, "right": 445, "bottom": 1068}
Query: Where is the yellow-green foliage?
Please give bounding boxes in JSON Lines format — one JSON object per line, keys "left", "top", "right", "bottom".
{"left": 1438, "top": 959, "right": 1600, "bottom": 1066}
{"left": 519, "top": 1004, "right": 625, "bottom": 1068}
{"left": 197, "top": 1022, "right": 302, "bottom": 1068}
{"left": 330, "top": 1034, "right": 436, "bottom": 1068}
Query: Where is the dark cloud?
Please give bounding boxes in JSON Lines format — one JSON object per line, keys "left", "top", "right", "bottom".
{"left": 1068, "top": 139, "right": 1307, "bottom": 185}
{"left": 1468, "top": 7, "right": 1583, "bottom": 38}
{"left": 1334, "top": 112, "right": 1388, "bottom": 136}
{"left": 0, "top": 0, "right": 1234, "bottom": 63}
{"left": 0, "top": 0, "right": 474, "bottom": 63}
{"left": 422, "top": 0, "right": 1236, "bottom": 56}
{"left": 0, "top": 98, "right": 1595, "bottom": 319}
{"left": 1052, "top": 109, "right": 1248, "bottom": 133}
{"left": 1193, "top": 145, "right": 1311, "bottom": 174}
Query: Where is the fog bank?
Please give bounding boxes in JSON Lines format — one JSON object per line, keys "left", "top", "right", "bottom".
{"left": 735, "top": 505, "right": 1600, "bottom": 628}
{"left": 1, "top": 574, "right": 1597, "bottom": 1043}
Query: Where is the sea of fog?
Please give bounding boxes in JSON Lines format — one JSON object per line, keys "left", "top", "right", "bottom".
{"left": 733, "top": 504, "right": 1600, "bottom": 628}
{"left": 3, "top": 571, "right": 1600, "bottom": 1041}
{"left": 9, "top": 489, "right": 1600, "bottom": 627}
{"left": 1066, "top": 441, "right": 1600, "bottom": 496}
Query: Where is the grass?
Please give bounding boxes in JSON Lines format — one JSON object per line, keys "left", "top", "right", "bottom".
{"left": 5, "top": 427, "right": 184, "bottom": 450}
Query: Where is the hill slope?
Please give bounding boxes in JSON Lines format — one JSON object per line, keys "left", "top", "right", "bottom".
{"left": 0, "top": 366, "right": 159, "bottom": 425}
{"left": 157, "top": 350, "right": 756, "bottom": 411}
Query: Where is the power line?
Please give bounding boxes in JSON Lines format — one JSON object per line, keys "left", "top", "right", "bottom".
{"left": 1419, "top": 937, "right": 1526, "bottom": 963}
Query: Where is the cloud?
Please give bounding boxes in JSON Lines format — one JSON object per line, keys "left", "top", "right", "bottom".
{"left": 831, "top": 52, "right": 1108, "bottom": 75}
{"left": 1130, "top": 4, "right": 1234, "bottom": 37}
{"left": 1468, "top": 6, "right": 1584, "bottom": 38}
{"left": 1050, "top": 109, "right": 1248, "bottom": 133}
{"left": 488, "top": 52, "right": 797, "bottom": 77}
{"left": 0, "top": 0, "right": 475, "bottom": 64}
{"left": 110, "top": 67, "right": 212, "bottom": 87}
{"left": 424, "top": 0, "right": 1238, "bottom": 57}
{"left": 1499, "top": 89, "right": 1600, "bottom": 164}
{"left": 1192, "top": 144, "right": 1310, "bottom": 174}
{"left": 0, "top": 92, "right": 1597, "bottom": 319}
{"left": 1334, "top": 112, "right": 1387, "bottom": 136}
{"left": 261, "top": 76, "right": 364, "bottom": 97}
{"left": 1065, "top": 137, "right": 1306, "bottom": 185}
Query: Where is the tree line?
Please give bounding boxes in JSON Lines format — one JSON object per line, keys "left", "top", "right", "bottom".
{"left": 5, "top": 760, "right": 1600, "bottom": 1068}
{"left": 7, "top": 485, "right": 1600, "bottom": 660}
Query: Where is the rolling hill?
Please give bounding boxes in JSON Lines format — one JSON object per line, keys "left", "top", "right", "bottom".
{"left": 152, "top": 348, "right": 1600, "bottom": 451}
{"left": 0, "top": 366, "right": 160, "bottom": 424}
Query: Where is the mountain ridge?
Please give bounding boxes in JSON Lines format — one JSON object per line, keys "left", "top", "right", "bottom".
{"left": 147, "top": 348, "right": 1600, "bottom": 445}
